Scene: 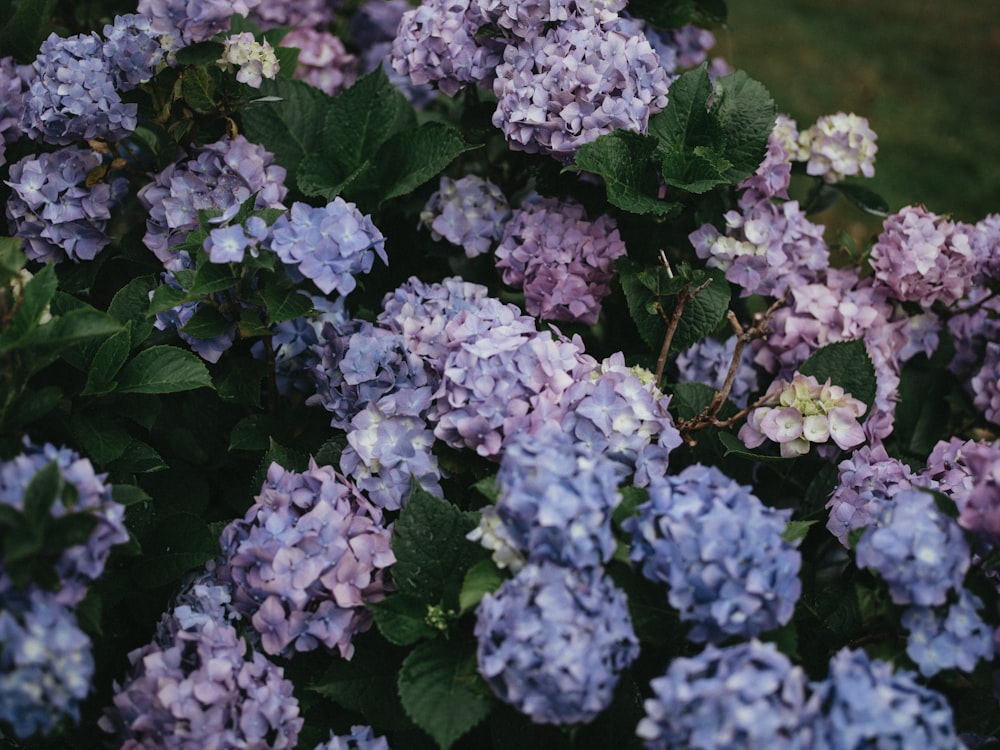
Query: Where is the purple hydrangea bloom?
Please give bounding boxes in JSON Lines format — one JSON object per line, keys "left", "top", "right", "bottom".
{"left": 390, "top": 0, "right": 501, "bottom": 97}
{"left": 495, "top": 195, "right": 627, "bottom": 324}
{"left": 469, "top": 423, "right": 625, "bottom": 571}
{"left": 6, "top": 146, "right": 126, "bottom": 263}
{"left": 902, "top": 589, "right": 995, "bottom": 677}
{"left": 351, "top": 0, "right": 412, "bottom": 49}
{"left": 251, "top": 0, "right": 336, "bottom": 29}
{"left": 492, "top": 14, "right": 670, "bottom": 159}
{"left": 474, "top": 0, "right": 626, "bottom": 40}
{"left": 420, "top": 174, "right": 511, "bottom": 258}
{"left": 826, "top": 444, "right": 927, "bottom": 547}
{"left": 668, "top": 23, "right": 720, "bottom": 69}
{"left": 897, "top": 311, "right": 942, "bottom": 363}
{"left": 635, "top": 640, "right": 814, "bottom": 749}
{"left": 280, "top": 27, "right": 358, "bottom": 97}
{"left": 100, "top": 597, "right": 302, "bottom": 749}
{"left": 220, "top": 460, "right": 395, "bottom": 659}
{"left": 954, "top": 440, "right": 1000, "bottom": 546}
{"left": 869, "top": 205, "right": 977, "bottom": 306}
{"left": 855, "top": 488, "right": 969, "bottom": 607}
{"left": 738, "top": 121, "right": 795, "bottom": 199}
{"left": 475, "top": 562, "right": 639, "bottom": 724}
{"left": 946, "top": 285, "right": 1000, "bottom": 379}
{"left": 0, "top": 587, "right": 94, "bottom": 739}
{"left": 809, "top": 648, "right": 964, "bottom": 749}
{"left": 971, "top": 212, "right": 1000, "bottom": 282}
{"left": 0, "top": 56, "right": 33, "bottom": 168}
{"left": 689, "top": 189, "right": 829, "bottom": 299}
{"left": 675, "top": 336, "right": 760, "bottom": 408}
{"left": 313, "top": 726, "right": 391, "bottom": 750}
{"left": 623, "top": 464, "right": 802, "bottom": 643}
{"left": 920, "top": 437, "right": 984, "bottom": 508}
{"left": 797, "top": 112, "right": 877, "bottom": 183}
{"left": 972, "top": 341, "right": 1000, "bottom": 428}
{"left": 266, "top": 199, "right": 387, "bottom": 297}
{"left": 0, "top": 439, "right": 128, "bottom": 607}
{"left": 138, "top": 135, "right": 287, "bottom": 269}
{"left": 138, "top": 0, "right": 262, "bottom": 45}
{"left": 102, "top": 14, "right": 168, "bottom": 89}
{"left": 19, "top": 31, "right": 137, "bottom": 145}
{"left": 558, "top": 352, "right": 682, "bottom": 484}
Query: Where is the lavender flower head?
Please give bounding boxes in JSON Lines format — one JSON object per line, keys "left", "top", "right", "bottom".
{"left": 474, "top": 0, "right": 627, "bottom": 40}
{"left": 495, "top": 195, "right": 627, "bottom": 324}
{"left": 623, "top": 463, "right": 802, "bottom": 643}
{"left": 492, "top": 14, "right": 670, "bottom": 159}
{"left": 419, "top": 174, "right": 511, "bottom": 258}
{"left": 972, "top": 341, "right": 1000, "bottom": 429}
{"left": 6, "top": 146, "right": 126, "bottom": 263}
{"left": 469, "top": 423, "right": 625, "bottom": 571}
{"left": 138, "top": 135, "right": 287, "bottom": 269}
{"left": 809, "top": 648, "right": 964, "bottom": 749}
{"left": 220, "top": 460, "right": 395, "bottom": 659}
{"left": 475, "top": 562, "right": 639, "bottom": 724}
{"left": 102, "top": 13, "right": 168, "bottom": 89}
{"left": 675, "top": 335, "right": 760, "bottom": 408}
{"left": 267, "top": 199, "right": 387, "bottom": 296}
{"left": 953, "top": 439, "right": 1000, "bottom": 546}
{"left": 635, "top": 640, "right": 814, "bottom": 750}
{"left": 313, "top": 726, "right": 391, "bottom": 750}
{"left": 138, "top": 0, "right": 263, "bottom": 45}
{"left": 0, "top": 56, "right": 31, "bottom": 167}
{"left": 902, "top": 588, "right": 995, "bottom": 677}
{"left": 920, "top": 437, "right": 985, "bottom": 509}
{"left": 0, "top": 587, "right": 93, "bottom": 739}
{"left": 100, "top": 599, "right": 302, "bottom": 749}
{"left": 825, "top": 443, "right": 926, "bottom": 547}
{"left": 0, "top": 439, "right": 128, "bottom": 607}
{"left": 390, "top": 0, "right": 501, "bottom": 96}
{"left": 868, "top": 205, "right": 977, "bottom": 306}
{"left": 971, "top": 212, "right": 1000, "bottom": 282}
{"left": 855, "top": 488, "right": 969, "bottom": 607}
{"left": 19, "top": 31, "right": 136, "bottom": 145}
{"left": 251, "top": 0, "right": 336, "bottom": 29}
{"left": 280, "top": 27, "right": 358, "bottom": 97}
{"left": 797, "top": 112, "right": 878, "bottom": 184}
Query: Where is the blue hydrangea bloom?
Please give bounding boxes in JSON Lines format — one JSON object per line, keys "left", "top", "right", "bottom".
{"left": 420, "top": 174, "right": 511, "bottom": 258}
{"left": 138, "top": 0, "right": 262, "bottom": 45}
{"left": 0, "top": 56, "right": 31, "bottom": 168}
{"left": 0, "top": 439, "right": 128, "bottom": 607}
{"left": 636, "top": 640, "right": 815, "bottom": 749}
{"left": 901, "top": 589, "right": 995, "bottom": 677}
{"left": 809, "top": 648, "right": 964, "bottom": 749}
{"left": 475, "top": 562, "right": 639, "bottom": 724}
{"left": 623, "top": 464, "right": 802, "bottom": 643}
{"left": 266, "top": 199, "right": 387, "bottom": 296}
{"left": 855, "top": 488, "right": 969, "bottom": 607}
{"left": 0, "top": 587, "right": 94, "bottom": 739}
{"left": 674, "top": 335, "right": 760, "bottom": 408}
{"left": 313, "top": 725, "right": 391, "bottom": 750}
{"left": 102, "top": 13, "right": 167, "bottom": 89}
{"left": 471, "top": 423, "right": 625, "bottom": 570}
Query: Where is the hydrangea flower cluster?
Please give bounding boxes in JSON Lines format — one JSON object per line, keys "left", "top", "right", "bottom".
{"left": 267, "top": 199, "right": 387, "bottom": 296}
{"left": 474, "top": 561, "right": 639, "bottom": 724}
{"left": 313, "top": 726, "right": 391, "bottom": 750}
{"left": 351, "top": 0, "right": 436, "bottom": 106}
{"left": 491, "top": 14, "right": 671, "bottom": 158}
{"left": 0, "top": 588, "right": 94, "bottom": 739}
{"left": 5, "top": 146, "right": 127, "bottom": 263}
{"left": 19, "top": 31, "right": 137, "bottom": 145}
{"left": 558, "top": 352, "right": 682, "bottom": 484}
{"left": 738, "top": 120, "right": 795, "bottom": 199}
{"left": 951, "top": 439, "right": 1000, "bottom": 546}
{"left": 971, "top": 341, "right": 1000, "bottom": 428}
{"left": 919, "top": 437, "right": 982, "bottom": 507}
{"left": 390, "top": 0, "right": 501, "bottom": 96}
{"left": 100, "top": 598, "right": 302, "bottom": 749}
{"left": 280, "top": 27, "right": 358, "bottom": 97}
{"left": 971, "top": 212, "right": 1000, "bottom": 281}
{"left": 624, "top": 464, "right": 802, "bottom": 643}
{"left": 635, "top": 640, "right": 814, "bottom": 749}
{"left": 469, "top": 424, "right": 625, "bottom": 571}
{"left": 796, "top": 112, "right": 878, "bottom": 183}
{"left": 101, "top": 13, "right": 168, "bottom": 89}
{"left": 809, "top": 648, "right": 964, "bottom": 749}
{"left": 901, "top": 589, "right": 995, "bottom": 677}
{"left": 217, "top": 32, "right": 280, "bottom": 88}
{"left": 946, "top": 286, "right": 1000, "bottom": 379}
{"left": 220, "top": 460, "right": 395, "bottom": 658}
{"left": 0, "top": 439, "right": 128, "bottom": 607}
{"left": 739, "top": 372, "right": 867, "bottom": 458}
{"left": 674, "top": 335, "right": 760, "bottom": 408}
{"left": 855, "top": 488, "right": 970, "bottom": 607}
{"left": 251, "top": 0, "right": 335, "bottom": 30}
{"left": 474, "top": 0, "right": 626, "bottom": 39}
{"left": 138, "top": 0, "right": 262, "bottom": 45}
{"left": 825, "top": 443, "right": 926, "bottom": 547}
{"left": 419, "top": 174, "right": 511, "bottom": 258}
{"left": 0, "top": 56, "right": 31, "bottom": 167}
{"left": 868, "top": 204, "right": 977, "bottom": 306}
{"left": 495, "top": 195, "right": 627, "bottom": 324}
{"left": 138, "top": 135, "right": 287, "bottom": 269}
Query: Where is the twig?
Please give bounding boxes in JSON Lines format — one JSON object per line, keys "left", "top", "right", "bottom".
{"left": 653, "top": 277, "right": 713, "bottom": 387}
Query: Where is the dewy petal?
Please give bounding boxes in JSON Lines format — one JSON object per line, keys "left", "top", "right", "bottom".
{"left": 760, "top": 406, "right": 803, "bottom": 443}
{"left": 828, "top": 406, "right": 866, "bottom": 450}
{"left": 801, "top": 414, "right": 830, "bottom": 443}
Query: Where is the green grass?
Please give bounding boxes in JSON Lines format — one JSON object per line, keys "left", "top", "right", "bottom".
{"left": 721, "top": 2, "right": 1000, "bottom": 226}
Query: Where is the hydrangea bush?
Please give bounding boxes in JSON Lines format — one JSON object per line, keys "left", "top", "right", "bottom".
{"left": 0, "top": 1, "right": 998, "bottom": 748}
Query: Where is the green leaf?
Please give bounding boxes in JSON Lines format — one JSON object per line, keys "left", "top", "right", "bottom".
{"left": 229, "top": 414, "right": 273, "bottom": 451}
{"left": 472, "top": 475, "right": 498, "bottom": 503}
{"left": 398, "top": 639, "right": 493, "bottom": 750}
{"left": 148, "top": 283, "right": 190, "bottom": 315}
{"left": 2, "top": 386, "right": 62, "bottom": 430}
{"left": 798, "top": 339, "right": 878, "bottom": 415}
{"left": 214, "top": 355, "right": 267, "bottom": 407}
{"left": 117, "top": 346, "right": 214, "bottom": 394}
{"left": 189, "top": 260, "right": 239, "bottom": 297}
{"left": 782, "top": 519, "right": 817, "bottom": 543}
{"left": 650, "top": 65, "right": 716, "bottom": 154}
{"left": 369, "top": 594, "right": 439, "bottom": 645}
{"left": 180, "top": 66, "right": 217, "bottom": 115}
{"left": 179, "top": 305, "right": 233, "bottom": 339}
{"left": 571, "top": 130, "right": 679, "bottom": 216}
{"left": 718, "top": 431, "right": 791, "bottom": 463}
{"left": 264, "top": 283, "right": 313, "bottom": 323}
{"left": 391, "top": 487, "right": 485, "bottom": 607}
{"left": 69, "top": 413, "right": 132, "bottom": 465}
{"left": 668, "top": 268, "right": 731, "bottom": 352}
{"left": 0, "top": 0, "right": 56, "bottom": 62}
{"left": 831, "top": 182, "right": 891, "bottom": 217}
{"left": 107, "top": 440, "right": 168, "bottom": 474}
{"left": 711, "top": 70, "right": 776, "bottom": 183}
{"left": 173, "top": 41, "right": 225, "bottom": 66}
{"left": 458, "top": 558, "right": 504, "bottom": 614}
{"left": 892, "top": 364, "right": 950, "bottom": 458}
{"left": 617, "top": 258, "right": 668, "bottom": 351}
{"left": 46, "top": 513, "right": 101, "bottom": 551}
{"left": 111, "top": 484, "right": 152, "bottom": 507}
{"left": 251, "top": 438, "right": 310, "bottom": 494}
{"left": 241, "top": 77, "right": 335, "bottom": 191}
{"left": 1, "top": 263, "right": 57, "bottom": 348}
{"left": 136, "top": 511, "right": 221, "bottom": 589}
{"left": 669, "top": 380, "right": 718, "bottom": 420}
{"left": 22, "top": 461, "right": 61, "bottom": 531}
{"left": 82, "top": 327, "right": 132, "bottom": 395}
